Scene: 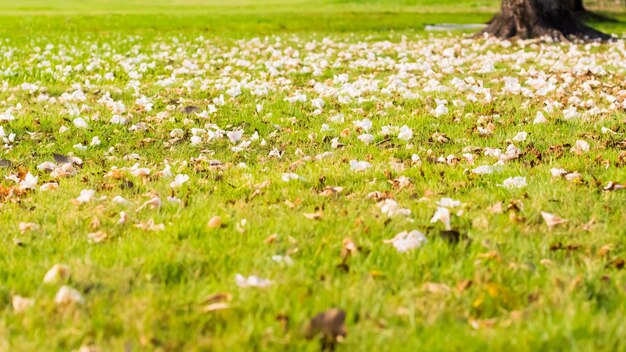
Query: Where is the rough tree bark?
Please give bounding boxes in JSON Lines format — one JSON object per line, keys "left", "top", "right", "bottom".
{"left": 479, "top": 0, "right": 611, "bottom": 41}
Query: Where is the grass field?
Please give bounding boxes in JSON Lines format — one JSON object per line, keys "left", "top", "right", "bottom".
{"left": 1, "top": 0, "right": 626, "bottom": 351}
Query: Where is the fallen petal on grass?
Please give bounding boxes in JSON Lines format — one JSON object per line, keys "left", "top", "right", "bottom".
{"left": 541, "top": 212, "right": 569, "bottom": 229}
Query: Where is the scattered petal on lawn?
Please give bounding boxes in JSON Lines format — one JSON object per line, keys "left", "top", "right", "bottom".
{"left": 430, "top": 207, "right": 451, "bottom": 230}
{"left": 533, "top": 111, "right": 547, "bottom": 124}
{"left": 349, "top": 160, "right": 371, "bottom": 172}
{"left": 73, "top": 118, "right": 88, "bottom": 129}
{"left": 159, "top": 164, "right": 173, "bottom": 177}
{"left": 170, "top": 174, "right": 190, "bottom": 188}
{"left": 74, "top": 189, "right": 95, "bottom": 204}
{"left": 269, "top": 148, "right": 283, "bottom": 158}
{"left": 512, "top": 132, "right": 527, "bottom": 142}
{"left": 134, "top": 219, "right": 165, "bottom": 231}
{"left": 353, "top": 118, "right": 372, "bottom": 131}
{"left": 37, "top": 161, "right": 56, "bottom": 171}
{"left": 235, "top": 274, "right": 272, "bottom": 288}
{"left": 431, "top": 104, "right": 448, "bottom": 117}
{"left": 437, "top": 198, "right": 462, "bottom": 208}
{"left": 422, "top": 282, "right": 451, "bottom": 294}
{"left": 0, "top": 111, "right": 15, "bottom": 122}
{"left": 377, "top": 199, "right": 411, "bottom": 217}
{"left": 500, "top": 144, "right": 521, "bottom": 162}
{"left": 367, "top": 191, "right": 392, "bottom": 201}
{"left": 541, "top": 211, "right": 568, "bottom": 229}
{"left": 550, "top": 168, "right": 568, "bottom": 177}
{"left": 478, "top": 125, "right": 494, "bottom": 136}
{"left": 18, "top": 172, "right": 38, "bottom": 190}
{"left": 6, "top": 174, "right": 20, "bottom": 183}
{"left": 357, "top": 134, "right": 375, "bottom": 144}
{"left": 136, "top": 196, "right": 161, "bottom": 212}
{"left": 500, "top": 176, "right": 527, "bottom": 189}
{"left": 12, "top": 295, "right": 35, "bottom": 313}
{"left": 315, "top": 152, "right": 333, "bottom": 160}
{"left": 129, "top": 166, "right": 150, "bottom": 177}
{"left": 431, "top": 132, "right": 449, "bottom": 143}
{"left": 390, "top": 176, "right": 411, "bottom": 190}
{"left": 170, "top": 128, "right": 184, "bottom": 138}
{"left": 190, "top": 135, "right": 203, "bottom": 145}
{"left": 272, "top": 255, "right": 294, "bottom": 266}
{"left": 40, "top": 182, "right": 59, "bottom": 191}
{"left": 564, "top": 172, "right": 582, "bottom": 182}
{"left": 74, "top": 143, "right": 87, "bottom": 151}
{"left": 490, "top": 202, "right": 504, "bottom": 214}
{"left": 54, "top": 286, "right": 84, "bottom": 305}
{"left": 601, "top": 127, "right": 617, "bottom": 135}
{"left": 331, "top": 138, "right": 344, "bottom": 149}
{"left": 604, "top": 181, "right": 626, "bottom": 191}
{"left": 227, "top": 130, "right": 244, "bottom": 144}
{"left": 235, "top": 218, "right": 247, "bottom": 233}
{"left": 90, "top": 136, "right": 101, "bottom": 146}
{"left": 570, "top": 140, "right": 590, "bottom": 155}
{"left": 167, "top": 196, "right": 182, "bottom": 205}
{"left": 282, "top": 173, "right": 302, "bottom": 182}
{"left": 383, "top": 230, "right": 427, "bottom": 252}
{"left": 112, "top": 196, "right": 130, "bottom": 204}
{"left": 87, "top": 231, "right": 107, "bottom": 243}
{"left": 51, "top": 164, "right": 78, "bottom": 178}
{"left": 43, "top": 264, "right": 71, "bottom": 284}
{"left": 329, "top": 114, "right": 344, "bottom": 123}
{"left": 397, "top": 125, "right": 413, "bottom": 141}
{"left": 110, "top": 115, "right": 127, "bottom": 125}
{"left": 341, "top": 238, "right": 358, "bottom": 258}
{"left": 472, "top": 165, "right": 501, "bottom": 175}
{"left": 563, "top": 107, "right": 580, "bottom": 120}
{"left": 19, "top": 222, "right": 39, "bottom": 234}
{"left": 118, "top": 211, "right": 128, "bottom": 224}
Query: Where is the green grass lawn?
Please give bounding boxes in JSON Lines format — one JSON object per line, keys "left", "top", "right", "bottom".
{"left": 1, "top": 1, "right": 626, "bottom": 351}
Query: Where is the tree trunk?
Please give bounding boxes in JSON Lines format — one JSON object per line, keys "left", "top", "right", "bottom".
{"left": 479, "top": 0, "right": 611, "bottom": 41}
{"left": 567, "top": 0, "right": 586, "bottom": 12}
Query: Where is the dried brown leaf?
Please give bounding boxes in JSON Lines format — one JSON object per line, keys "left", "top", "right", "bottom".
{"left": 304, "top": 308, "right": 347, "bottom": 350}
{"left": 303, "top": 210, "right": 323, "bottom": 220}
{"left": 319, "top": 186, "right": 344, "bottom": 196}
